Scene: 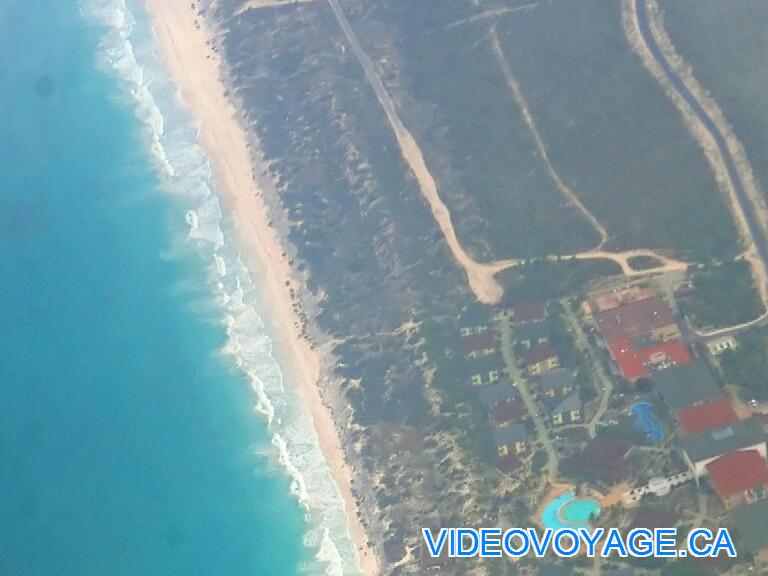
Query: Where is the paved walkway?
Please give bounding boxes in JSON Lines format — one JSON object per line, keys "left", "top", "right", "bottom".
{"left": 561, "top": 302, "right": 613, "bottom": 438}
{"left": 498, "top": 316, "right": 559, "bottom": 480}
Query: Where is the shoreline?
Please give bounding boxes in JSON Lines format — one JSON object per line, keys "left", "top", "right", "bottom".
{"left": 139, "top": 1, "right": 379, "bottom": 574}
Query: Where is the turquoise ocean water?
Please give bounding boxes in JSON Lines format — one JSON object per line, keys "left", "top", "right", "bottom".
{"left": 0, "top": 1, "right": 358, "bottom": 574}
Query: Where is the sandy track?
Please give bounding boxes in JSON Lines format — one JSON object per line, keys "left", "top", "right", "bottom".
{"left": 326, "top": 0, "right": 690, "bottom": 303}
{"left": 234, "top": 0, "right": 316, "bottom": 16}
{"left": 325, "top": 0, "right": 508, "bottom": 303}
{"left": 489, "top": 24, "right": 609, "bottom": 248}
{"left": 496, "top": 248, "right": 688, "bottom": 276}
{"left": 445, "top": 3, "right": 538, "bottom": 30}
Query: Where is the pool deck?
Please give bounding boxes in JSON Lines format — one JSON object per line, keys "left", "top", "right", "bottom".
{"left": 598, "top": 482, "right": 631, "bottom": 508}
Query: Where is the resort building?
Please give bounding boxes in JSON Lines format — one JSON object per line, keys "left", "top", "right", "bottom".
{"left": 492, "top": 423, "right": 528, "bottom": 457}
{"left": 460, "top": 323, "right": 491, "bottom": 337}
{"left": 706, "top": 449, "right": 768, "bottom": 510}
{"left": 478, "top": 381, "right": 517, "bottom": 406}
{"left": 622, "top": 471, "right": 693, "bottom": 506}
{"left": 544, "top": 392, "right": 581, "bottom": 426}
{"left": 653, "top": 360, "right": 723, "bottom": 412}
{"left": 489, "top": 401, "right": 528, "bottom": 426}
{"left": 676, "top": 396, "right": 738, "bottom": 436}
{"left": 679, "top": 417, "right": 766, "bottom": 480}
{"left": 478, "top": 382, "right": 527, "bottom": 425}
{"left": 537, "top": 369, "right": 574, "bottom": 398}
{"left": 564, "top": 438, "right": 631, "bottom": 484}
{"left": 509, "top": 301, "right": 547, "bottom": 325}
{"left": 589, "top": 286, "right": 656, "bottom": 314}
{"left": 607, "top": 339, "right": 692, "bottom": 381}
{"left": 467, "top": 354, "right": 504, "bottom": 387}
{"left": 519, "top": 343, "right": 559, "bottom": 375}
{"left": 706, "top": 335, "right": 737, "bottom": 356}
{"left": 732, "top": 500, "right": 768, "bottom": 564}
{"left": 513, "top": 322, "right": 549, "bottom": 349}
{"left": 461, "top": 330, "right": 497, "bottom": 359}
{"left": 591, "top": 290, "right": 688, "bottom": 381}
{"left": 595, "top": 295, "right": 680, "bottom": 343}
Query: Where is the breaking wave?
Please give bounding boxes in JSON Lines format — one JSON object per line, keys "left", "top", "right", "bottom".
{"left": 81, "top": 1, "right": 360, "bottom": 574}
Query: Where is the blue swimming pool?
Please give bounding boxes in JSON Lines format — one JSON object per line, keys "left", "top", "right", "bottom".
{"left": 632, "top": 402, "right": 664, "bottom": 443}
{"left": 541, "top": 491, "right": 601, "bottom": 530}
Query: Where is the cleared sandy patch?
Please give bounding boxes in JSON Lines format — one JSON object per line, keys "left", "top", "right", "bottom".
{"left": 234, "top": 0, "right": 316, "bottom": 16}
{"left": 445, "top": 3, "right": 538, "bottom": 30}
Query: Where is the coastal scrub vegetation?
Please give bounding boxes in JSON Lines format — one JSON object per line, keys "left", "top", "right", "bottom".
{"left": 719, "top": 327, "right": 768, "bottom": 401}
{"left": 344, "top": 0, "right": 741, "bottom": 262}
{"left": 663, "top": 0, "right": 768, "bottom": 216}
{"left": 678, "top": 260, "right": 763, "bottom": 328}
{"left": 343, "top": 0, "right": 603, "bottom": 260}
{"left": 494, "top": 0, "right": 739, "bottom": 261}
{"left": 498, "top": 258, "right": 621, "bottom": 305}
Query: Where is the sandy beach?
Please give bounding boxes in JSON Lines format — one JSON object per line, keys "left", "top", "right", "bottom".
{"left": 140, "top": 1, "right": 379, "bottom": 574}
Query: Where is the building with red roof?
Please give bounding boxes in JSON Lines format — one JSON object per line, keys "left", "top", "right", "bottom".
{"left": 510, "top": 301, "right": 547, "bottom": 325}
{"left": 490, "top": 400, "right": 528, "bottom": 425}
{"left": 677, "top": 397, "right": 738, "bottom": 436}
{"left": 595, "top": 296, "right": 680, "bottom": 342}
{"left": 607, "top": 337, "right": 647, "bottom": 380}
{"left": 594, "top": 294, "right": 687, "bottom": 382}
{"left": 461, "top": 330, "right": 497, "bottom": 359}
{"left": 518, "top": 343, "right": 559, "bottom": 375}
{"left": 563, "top": 437, "right": 631, "bottom": 483}
{"left": 706, "top": 450, "right": 768, "bottom": 509}
{"left": 636, "top": 341, "right": 692, "bottom": 367}
{"left": 607, "top": 338, "right": 692, "bottom": 381}
{"left": 593, "top": 286, "right": 656, "bottom": 313}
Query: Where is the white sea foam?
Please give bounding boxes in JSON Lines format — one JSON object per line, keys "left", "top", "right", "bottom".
{"left": 81, "top": 1, "right": 361, "bottom": 574}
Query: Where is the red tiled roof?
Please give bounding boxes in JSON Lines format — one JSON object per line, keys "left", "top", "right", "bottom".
{"left": 462, "top": 331, "right": 496, "bottom": 355}
{"left": 677, "top": 397, "right": 738, "bottom": 436}
{"left": 595, "top": 296, "right": 676, "bottom": 341}
{"left": 707, "top": 450, "right": 768, "bottom": 496}
{"left": 519, "top": 343, "right": 557, "bottom": 367}
{"left": 565, "top": 437, "right": 631, "bottom": 483}
{"left": 608, "top": 337, "right": 648, "bottom": 380}
{"left": 511, "top": 302, "right": 547, "bottom": 324}
{"left": 607, "top": 338, "right": 693, "bottom": 382}
{"left": 636, "top": 341, "right": 692, "bottom": 366}
{"left": 594, "top": 287, "right": 656, "bottom": 313}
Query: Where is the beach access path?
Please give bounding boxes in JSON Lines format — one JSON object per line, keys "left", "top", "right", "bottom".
{"left": 326, "top": 0, "right": 690, "bottom": 304}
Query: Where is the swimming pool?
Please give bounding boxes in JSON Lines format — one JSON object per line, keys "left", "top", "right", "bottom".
{"left": 632, "top": 401, "right": 664, "bottom": 443}
{"left": 541, "top": 491, "right": 601, "bottom": 530}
